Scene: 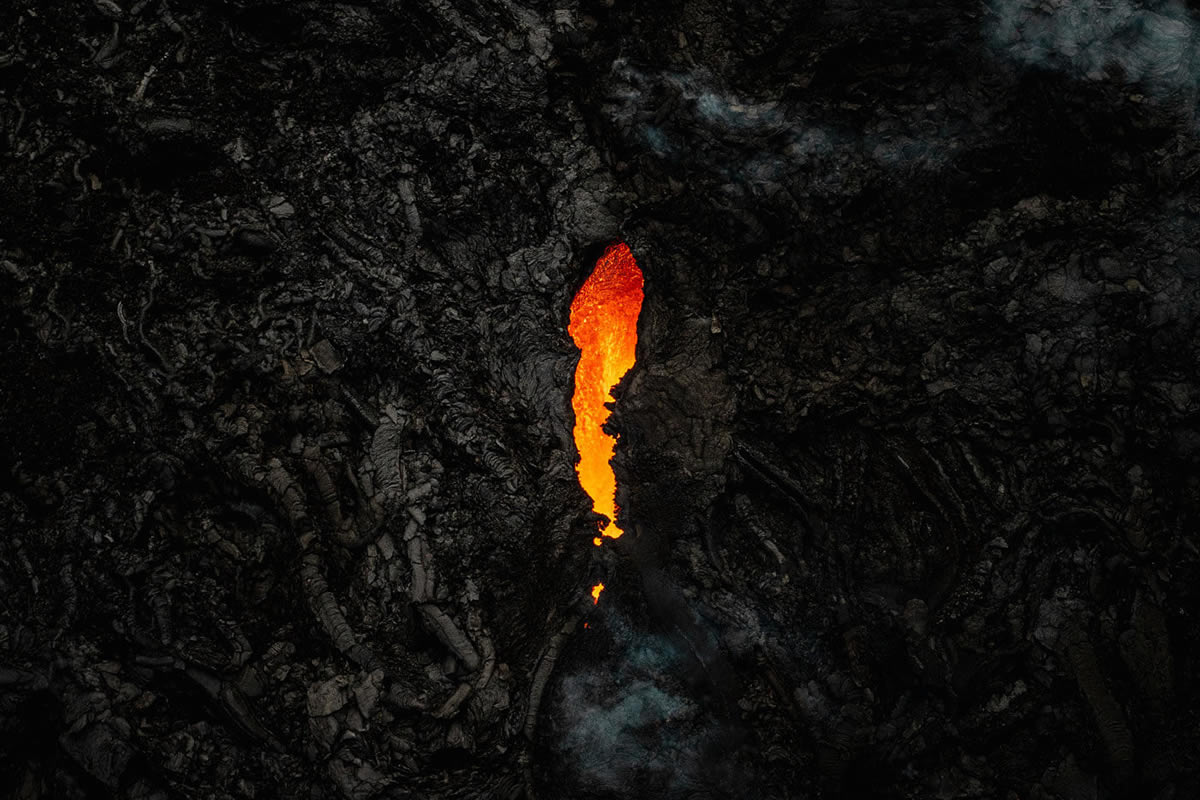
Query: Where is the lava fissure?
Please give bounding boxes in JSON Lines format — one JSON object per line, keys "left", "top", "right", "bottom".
{"left": 569, "top": 243, "right": 644, "bottom": 601}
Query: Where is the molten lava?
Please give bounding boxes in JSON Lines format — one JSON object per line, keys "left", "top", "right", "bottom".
{"left": 569, "top": 243, "right": 644, "bottom": 546}
{"left": 591, "top": 583, "right": 605, "bottom": 604}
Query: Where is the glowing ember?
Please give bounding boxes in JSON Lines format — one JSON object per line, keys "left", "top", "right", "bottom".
{"left": 591, "top": 582, "right": 605, "bottom": 604}
{"left": 569, "top": 242, "right": 644, "bottom": 545}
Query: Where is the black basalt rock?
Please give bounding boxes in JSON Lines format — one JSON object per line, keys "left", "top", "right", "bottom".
{"left": 1, "top": 1, "right": 1198, "bottom": 798}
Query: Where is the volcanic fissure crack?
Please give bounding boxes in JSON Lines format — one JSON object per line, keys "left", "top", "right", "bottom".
{"left": 569, "top": 243, "right": 645, "bottom": 603}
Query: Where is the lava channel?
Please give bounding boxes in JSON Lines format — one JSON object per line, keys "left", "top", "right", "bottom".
{"left": 569, "top": 242, "right": 644, "bottom": 567}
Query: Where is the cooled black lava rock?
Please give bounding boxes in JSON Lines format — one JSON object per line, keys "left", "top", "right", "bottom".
{"left": 2, "top": 1, "right": 1198, "bottom": 799}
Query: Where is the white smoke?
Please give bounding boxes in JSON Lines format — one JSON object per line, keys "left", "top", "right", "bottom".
{"left": 989, "top": 0, "right": 1199, "bottom": 95}
{"left": 548, "top": 609, "right": 736, "bottom": 798}
{"left": 602, "top": 60, "right": 814, "bottom": 164}
{"left": 604, "top": 60, "right": 787, "bottom": 139}
{"left": 557, "top": 676, "right": 696, "bottom": 790}
{"left": 600, "top": 59, "right": 952, "bottom": 189}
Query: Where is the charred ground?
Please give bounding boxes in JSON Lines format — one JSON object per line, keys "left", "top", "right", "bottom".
{"left": 3, "top": 1, "right": 1200, "bottom": 799}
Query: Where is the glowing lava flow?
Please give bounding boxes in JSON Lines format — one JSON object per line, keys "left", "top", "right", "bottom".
{"left": 569, "top": 243, "right": 644, "bottom": 588}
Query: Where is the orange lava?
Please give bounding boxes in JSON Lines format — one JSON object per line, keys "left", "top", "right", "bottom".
{"left": 569, "top": 242, "right": 644, "bottom": 544}
{"left": 591, "top": 583, "right": 605, "bottom": 604}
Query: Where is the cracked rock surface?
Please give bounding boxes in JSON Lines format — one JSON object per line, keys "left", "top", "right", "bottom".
{"left": 2, "top": 1, "right": 1199, "bottom": 798}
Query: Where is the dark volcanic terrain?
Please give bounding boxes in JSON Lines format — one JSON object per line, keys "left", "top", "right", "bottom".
{"left": 2, "top": 1, "right": 1199, "bottom": 798}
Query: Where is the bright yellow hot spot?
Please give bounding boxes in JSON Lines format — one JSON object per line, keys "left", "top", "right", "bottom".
{"left": 591, "top": 582, "right": 605, "bottom": 604}
{"left": 569, "top": 243, "right": 644, "bottom": 544}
